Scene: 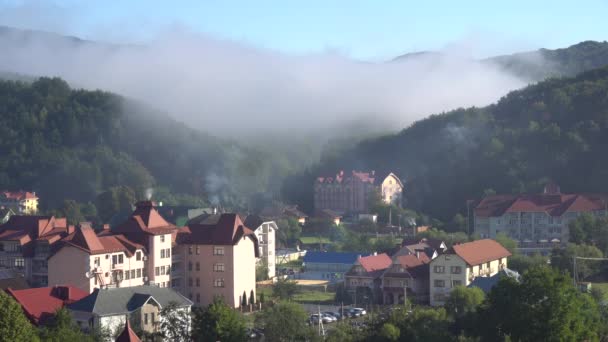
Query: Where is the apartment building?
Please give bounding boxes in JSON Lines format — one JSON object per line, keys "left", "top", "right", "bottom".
{"left": 244, "top": 214, "right": 277, "bottom": 279}
{"left": 474, "top": 183, "right": 608, "bottom": 244}
{"left": 48, "top": 225, "right": 148, "bottom": 293}
{"left": 174, "top": 213, "right": 259, "bottom": 308}
{"left": 0, "top": 215, "right": 71, "bottom": 286}
{"left": 0, "top": 191, "right": 39, "bottom": 214}
{"left": 314, "top": 170, "right": 404, "bottom": 214}
{"left": 429, "top": 239, "right": 511, "bottom": 306}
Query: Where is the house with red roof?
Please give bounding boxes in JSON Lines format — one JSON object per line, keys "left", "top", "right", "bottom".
{"left": 314, "top": 170, "right": 403, "bottom": 214}
{"left": 6, "top": 285, "right": 88, "bottom": 325}
{"left": 474, "top": 183, "right": 608, "bottom": 250}
{"left": 429, "top": 239, "right": 511, "bottom": 306}
{"left": 174, "top": 213, "right": 259, "bottom": 308}
{"left": 0, "top": 215, "right": 72, "bottom": 286}
{"left": 381, "top": 251, "right": 431, "bottom": 304}
{"left": 115, "top": 320, "right": 141, "bottom": 342}
{"left": 345, "top": 253, "right": 392, "bottom": 303}
{"left": 0, "top": 191, "right": 39, "bottom": 214}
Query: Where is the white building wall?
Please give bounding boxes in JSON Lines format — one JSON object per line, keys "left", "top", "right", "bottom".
{"left": 149, "top": 234, "right": 172, "bottom": 287}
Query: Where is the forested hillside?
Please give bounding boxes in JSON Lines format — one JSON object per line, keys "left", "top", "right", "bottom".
{"left": 283, "top": 65, "right": 608, "bottom": 226}
{"left": 0, "top": 77, "right": 292, "bottom": 209}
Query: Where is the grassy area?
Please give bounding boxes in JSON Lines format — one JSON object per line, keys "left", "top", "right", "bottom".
{"left": 591, "top": 282, "right": 608, "bottom": 299}
{"left": 277, "top": 259, "right": 303, "bottom": 268}
{"left": 299, "top": 236, "right": 333, "bottom": 245}
{"left": 257, "top": 286, "right": 335, "bottom": 305}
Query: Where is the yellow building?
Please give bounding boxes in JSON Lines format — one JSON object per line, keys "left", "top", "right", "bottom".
{"left": 0, "top": 191, "right": 39, "bottom": 214}
{"left": 380, "top": 173, "right": 404, "bottom": 206}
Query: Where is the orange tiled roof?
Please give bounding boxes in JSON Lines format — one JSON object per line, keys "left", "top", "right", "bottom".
{"left": 451, "top": 239, "right": 511, "bottom": 266}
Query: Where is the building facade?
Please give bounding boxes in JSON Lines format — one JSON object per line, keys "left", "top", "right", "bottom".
{"left": 0, "top": 215, "right": 71, "bottom": 286}
{"left": 429, "top": 239, "right": 511, "bottom": 306}
{"left": 244, "top": 215, "right": 277, "bottom": 279}
{"left": 0, "top": 191, "right": 39, "bottom": 214}
{"left": 174, "top": 214, "right": 259, "bottom": 308}
{"left": 345, "top": 253, "right": 392, "bottom": 304}
{"left": 381, "top": 253, "right": 430, "bottom": 304}
{"left": 474, "top": 183, "right": 608, "bottom": 245}
{"left": 314, "top": 171, "right": 403, "bottom": 214}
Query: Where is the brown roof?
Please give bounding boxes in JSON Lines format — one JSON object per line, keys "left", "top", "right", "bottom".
{"left": 0, "top": 191, "right": 38, "bottom": 201}
{"left": 178, "top": 214, "right": 259, "bottom": 256}
{"left": 0, "top": 216, "right": 69, "bottom": 257}
{"left": 115, "top": 320, "right": 142, "bottom": 342}
{"left": 451, "top": 239, "right": 511, "bottom": 266}
{"left": 114, "top": 201, "right": 178, "bottom": 236}
{"left": 316, "top": 170, "right": 376, "bottom": 184}
{"left": 60, "top": 226, "right": 144, "bottom": 257}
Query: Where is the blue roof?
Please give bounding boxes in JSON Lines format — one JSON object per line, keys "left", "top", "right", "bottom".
{"left": 303, "top": 251, "right": 368, "bottom": 265}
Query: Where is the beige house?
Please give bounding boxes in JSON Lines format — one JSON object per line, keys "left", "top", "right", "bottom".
{"left": 0, "top": 215, "right": 71, "bottom": 286}
{"left": 0, "top": 191, "right": 39, "bottom": 214}
{"left": 381, "top": 173, "right": 404, "bottom": 206}
{"left": 429, "top": 239, "right": 511, "bottom": 306}
{"left": 381, "top": 252, "right": 431, "bottom": 304}
{"left": 48, "top": 225, "right": 147, "bottom": 293}
{"left": 175, "top": 214, "right": 259, "bottom": 308}
{"left": 345, "top": 253, "right": 392, "bottom": 304}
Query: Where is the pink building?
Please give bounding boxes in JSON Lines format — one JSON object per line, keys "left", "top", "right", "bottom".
{"left": 175, "top": 214, "right": 259, "bottom": 308}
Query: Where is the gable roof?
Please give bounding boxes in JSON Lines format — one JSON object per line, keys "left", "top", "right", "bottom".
{"left": 115, "top": 320, "right": 142, "bottom": 342}
{"left": 357, "top": 253, "right": 392, "bottom": 273}
{"left": 6, "top": 285, "right": 88, "bottom": 325}
{"left": 468, "top": 268, "right": 520, "bottom": 293}
{"left": 114, "top": 201, "right": 178, "bottom": 236}
{"left": 303, "top": 251, "right": 368, "bottom": 265}
{"left": 67, "top": 286, "right": 192, "bottom": 316}
{"left": 0, "top": 191, "right": 38, "bottom": 201}
{"left": 59, "top": 226, "right": 144, "bottom": 257}
{"left": 178, "top": 214, "right": 259, "bottom": 255}
{"left": 451, "top": 239, "right": 511, "bottom": 266}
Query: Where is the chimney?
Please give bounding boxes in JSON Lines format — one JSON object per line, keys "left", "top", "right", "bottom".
{"left": 373, "top": 252, "right": 377, "bottom": 256}
{"left": 102, "top": 224, "right": 110, "bottom": 231}
{"left": 415, "top": 250, "right": 420, "bottom": 259}
{"left": 67, "top": 225, "right": 75, "bottom": 234}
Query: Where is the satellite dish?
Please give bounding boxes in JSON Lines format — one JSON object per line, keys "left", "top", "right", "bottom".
{"left": 85, "top": 271, "right": 92, "bottom": 278}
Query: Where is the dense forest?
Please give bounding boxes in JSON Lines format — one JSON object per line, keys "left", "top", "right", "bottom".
{"left": 0, "top": 77, "right": 301, "bottom": 210}
{"left": 283, "top": 64, "right": 608, "bottom": 226}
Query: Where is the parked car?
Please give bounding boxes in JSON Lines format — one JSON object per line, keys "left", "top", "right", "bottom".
{"left": 323, "top": 311, "right": 342, "bottom": 320}
{"left": 322, "top": 313, "right": 337, "bottom": 322}
{"left": 349, "top": 308, "right": 367, "bottom": 317}
{"left": 309, "top": 314, "right": 333, "bottom": 324}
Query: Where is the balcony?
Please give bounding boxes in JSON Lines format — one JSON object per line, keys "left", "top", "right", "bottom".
{"left": 171, "top": 254, "right": 182, "bottom": 263}
{"left": 170, "top": 268, "right": 183, "bottom": 278}
{"left": 111, "top": 263, "right": 123, "bottom": 270}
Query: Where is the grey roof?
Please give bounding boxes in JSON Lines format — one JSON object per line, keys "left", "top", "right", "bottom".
{"left": 67, "top": 285, "right": 192, "bottom": 316}
{"left": 468, "top": 268, "right": 521, "bottom": 293}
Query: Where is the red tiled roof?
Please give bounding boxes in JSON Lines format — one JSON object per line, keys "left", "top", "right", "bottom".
{"left": 0, "top": 191, "right": 38, "bottom": 200}
{"left": 358, "top": 253, "right": 392, "bottom": 273}
{"left": 451, "top": 239, "right": 511, "bottom": 266}
{"left": 114, "top": 201, "right": 177, "bottom": 237}
{"left": 178, "top": 214, "right": 259, "bottom": 256}
{"left": 475, "top": 193, "right": 607, "bottom": 218}
{"left": 61, "top": 226, "right": 144, "bottom": 257}
{"left": 115, "top": 320, "right": 142, "bottom": 342}
{"left": 397, "top": 253, "right": 430, "bottom": 268}
{"left": 316, "top": 170, "right": 376, "bottom": 184}
{"left": 0, "top": 216, "right": 69, "bottom": 257}
{"left": 6, "top": 285, "right": 88, "bottom": 325}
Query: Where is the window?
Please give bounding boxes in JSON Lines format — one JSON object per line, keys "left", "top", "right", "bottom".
{"left": 151, "top": 313, "right": 155, "bottom": 324}
{"left": 196, "top": 262, "right": 200, "bottom": 271}
{"left": 167, "top": 248, "right": 171, "bottom": 258}
{"left": 131, "top": 270, "right": 135, "bottom": 279}
{"left": 450, "top": 266, "right": 462, "bottom": 274}
{"left": 214, "top": 263, "right": 225, "bottom": 272}
{"left": 161, "top": 249, "right": 165, "bottom": 258}
{"left": 452, "top": 280, "right": 462, "bottom": 287}
{"left": 94, "top": 257, "right": 100, "bottom": 266}
{"left": 0, "top": 244, "right": 3, "bottom": 251}
{"left": 166, "top": 265, "right": 171, "bottom": 274}
{"left": 118, "top": 254, "right": 123, "bottom": 264}
{"left": 137, "top": 269, "right": 142, "bottom": 278}
{"left": 486, "top": 262, "right": 491, "bottom": 269}
{"left": 188, "top": 262, "right": 193, "bottom": 271}
{"left": 94, "top": 276, "right": 97, "bottom": 285}
{"left": 155, "top": 267, "right": 160, "bottom": 276}
{"left": 433, "top": 266, "right": 445, "bottom": 273}
{"left": 214, "top": 279, "right": 225, "bottom": 288}
{"left": 213, "top": 246, "right": 224, "bottom": 255}
{"left": 160, "top": 235, "right": 165, "bottom": 243}
{"left": 125, "top": 271, "right": 130, "bottom": 280}
{"left": 136, "top": 251, "right": 141, "bottom": 261}
{"left": 188, "top": 246, "right": 193, "bottom": 255}
{"left": 189, "top": 277, "right": 193, "bottom": 287}
{"left": 161, "top": 266, "right": 166, "bottom": 275}
{"left": 112, "top": 255, "right": 117, "bottom": 265}
{"left": 172, "top": 279, "right": 179, "bottom": 287}
{"left": 196, "top": 293, "right": 200, "bottom": 303}
{"left": 144, "top": 313, "right": 148, "bottom": 325}
{"left": 196, "top": 246, "right": 200, "bottom": 255}
{"left": 196, "top": 278, "right": 200, "bottom": 287}
{"left": 15, "top": 258, "right": 24, "bottom": 268}
{"left": 434, "top": 280, "right": 445, "bottom": 288}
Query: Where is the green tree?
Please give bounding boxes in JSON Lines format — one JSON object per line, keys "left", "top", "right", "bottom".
{"left": 476, "top": 266, "right": 602, "bottom": 341}
{"left": 508, "top": 253, "right": 547, "bottom": 274}
{"left": 272, "top": 277, "right": 299, "bottom": 300}
{"left": 378, "top": 323, "right": 400, "bottom": 341}
{"left": 191, "top": 297, "right": 247, "bottom": 342}
{"left": 494, "top": 233, "right": 517, "bottom": 254}
{"left": 276, "top": 217, "right": 302, "bottom": 246}
{"left": 159, "top": 302, "right": 191, "bottom": 342}
{"left": 445, "top": 286, "right": 485, "bottom": 317}
{"left": 249, "top": 290, "right": 255, "bottom": 305}
{"left": 389, "top": 307, "right": 452, "bottom": 341}
{"left": 96, "top": 185, "right": 136, "bottom": 223}
{"left": 255, "top": 301, "right": 317, "bottom": 342}
{"left": 241, "top": 291, "right": 247, "bottom": 307}
{"left": 39, "top": 307, "right": 93, "bottom": 342}
{"left": 551, "top": 243, "right": 603, "bottom": 280}
{"left": 0, "top": 291, "right": 39, "bottom": 342}
{"left": 256, "top": 260, "right": 269, "bottom": 281}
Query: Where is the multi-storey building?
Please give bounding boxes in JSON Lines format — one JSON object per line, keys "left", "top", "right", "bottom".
{"left": 474, "top": 183, "right": 608, "bottom": 245}
{"left": 0, "top": 215, "right": 71, "bottom": 286}
{"left": 174, "top": 213, "right": 258, "bottom": 308}
{"left": 48, "top": 225, "right": 148, "bottom": 292}
{"left": 429, "top": 239, "right": 511, "bottom": 306}
{"left": 381, "top": 252, "right": 430, "bottom": 304}
{"left": 345, "top": 253, "right": 392, "bottom": 303}
{"left": 244, "top": 215, "right": 277, "bottom": 279}
{"left": 0, "top": 191, "right": 39, "bottom": 214}
{"left": 314, "top": 171, "right": 403, "bottom": 214}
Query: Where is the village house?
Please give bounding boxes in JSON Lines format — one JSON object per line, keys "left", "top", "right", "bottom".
{"left": 0, "top": 215, "right": 72, "bottom": 286}
{"left": 429, "top": 239, "right": 511, "bottom": 306}
{"left": 381, "top": 252, "right": 430, "bottom": 304}
{"left": 259, "top": 204, "right": 308, "bottom": 225}
{"left": 0, "top": 191, "right": 39, "bottom": 214}
{"left": 244, "top": 214, "right": 277, "bottom": 279}
{"left": 67, "top": 285, "right": 192, "bottom": 340}
{"left": 314, "top": 171, "right": 404, "bottom": 214}
{"left": 345, "top": 253, "right": 392, "bottom": 303}
{"left": 174, "top": 213, "right": 259, "bottom": 308}
{"left": 474, "top": 182, "right": 608, "bottom": 249}
{"left": 6, "top": 285, "right": 88, "bottom": 325}
{"left": 302, "top": 251, "right": 368, "bottom": 281}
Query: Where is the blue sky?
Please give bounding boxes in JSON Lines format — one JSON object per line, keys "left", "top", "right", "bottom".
{"left": 2, "top": 0, "right": 608, "bottom": 60}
